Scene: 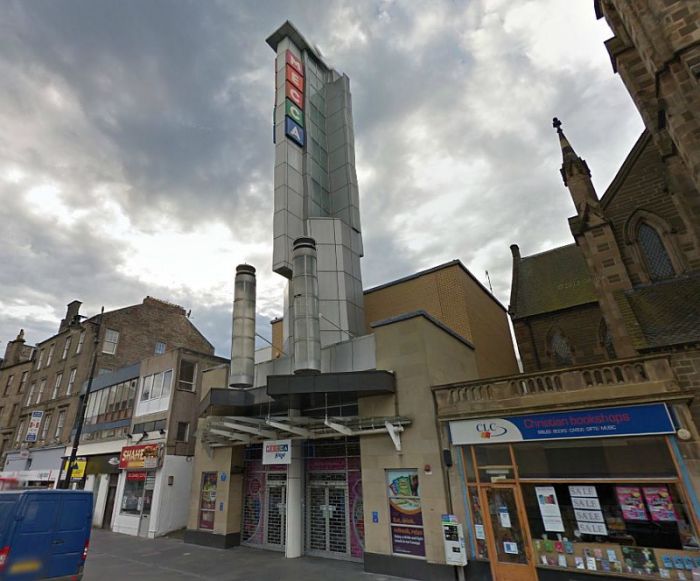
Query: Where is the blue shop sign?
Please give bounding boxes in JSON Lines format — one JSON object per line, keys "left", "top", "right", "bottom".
{"left": 449, "top": 403, "right": 675, "bottom": 445}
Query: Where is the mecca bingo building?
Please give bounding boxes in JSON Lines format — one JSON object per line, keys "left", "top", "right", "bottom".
{"left": 184, "top": 21, "right": 521, "bottom": 580}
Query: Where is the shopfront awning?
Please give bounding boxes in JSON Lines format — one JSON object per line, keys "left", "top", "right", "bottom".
{"left": 200, "top": 414, "right": 411, "bottom": 452}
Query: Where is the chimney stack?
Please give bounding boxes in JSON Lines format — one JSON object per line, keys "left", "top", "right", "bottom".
{"left": 230, "top": 264, "right": 256, "bottom": 387}
{"left": 292, "top": 237, "right": 321, "bottom": 374}
{"left": 59, "top": 300, "right": 82, "bottom": 333}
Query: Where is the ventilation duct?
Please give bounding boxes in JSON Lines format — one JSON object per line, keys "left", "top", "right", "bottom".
{"left": 230, "top": 264, "right": 256, "bottom": 387}
{"left": 292, "top": 237, "right": 321, "bottom": 374}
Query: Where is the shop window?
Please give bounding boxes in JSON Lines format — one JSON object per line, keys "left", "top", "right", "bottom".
{"left": 199, "top": 472, "right": 217, "bottom": 530}
{"left": 522, "top": 481, "right": 699, "bottom": 576}
{"left": 120, "top": 472, "right": 153, "bottom": 515}
{"left": 514, "top": 437, "right": 676, "bottom": 480}
{"left": 469, "top": 486, "right": 489, "bottom": 559}
{"left": 486, "top": 487, "right": 529, "bottom": 565}
{"left": 475, "top": 444, "right": 515, "bottom": 482}
{"left": 638, "top": 223, "right": 675, "bottom": 281}
{"left": 386, "top": 469, "right": 425, "bottom": 558}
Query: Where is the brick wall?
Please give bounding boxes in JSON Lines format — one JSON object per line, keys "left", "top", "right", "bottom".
{"left": 601, "top": 0, "right": 700, "bottom": 194}
{"left": 601, "top": 137, "right": 700, "bottom": 283}
{"left": 672, "top": 349, "right": 700, "bottom": 420}
{"left": 364, "top": 263, "right": 519, "bottom": 378}
{"left": 514, "top": 303, "right": 609, "bottom": 372}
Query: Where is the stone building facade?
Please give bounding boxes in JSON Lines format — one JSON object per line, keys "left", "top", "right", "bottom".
{"left": 1, "top": 296, "right": 214, "bottom": 484}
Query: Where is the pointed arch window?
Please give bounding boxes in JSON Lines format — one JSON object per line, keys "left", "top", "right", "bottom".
{"left": 548, "top": 328, "right": 573, "bottom": 367}
{"left": 638, "top": 223, "right": 675, "bottom": 281}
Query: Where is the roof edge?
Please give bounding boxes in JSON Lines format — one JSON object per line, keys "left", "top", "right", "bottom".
{"left": 370, "top": 310, "right": 475, "bottom": 350}
{"left": 364, "top": 259, "right": 508, "bottom": 313}
{"left": 600, "top": 131, "right": 652, "bottom": 209}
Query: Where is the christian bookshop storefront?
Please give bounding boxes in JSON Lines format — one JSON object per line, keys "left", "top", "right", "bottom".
{"left": 449, "top": 404, "right": 700, "bottom": 581}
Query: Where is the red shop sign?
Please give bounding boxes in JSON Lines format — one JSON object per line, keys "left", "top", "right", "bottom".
{"left": 119, "top": 443, "right": 161, "bottom": 470}
{"left": 126, "top": 471, "right": 147, "bottom": 481}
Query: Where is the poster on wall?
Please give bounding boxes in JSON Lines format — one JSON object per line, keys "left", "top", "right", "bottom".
{"left": 25, "top": 410, "right": 44, "bottom": 442}
{"left": 616, "top": 486, "right": 648, "bottom": 521}
{"left": 386, "top": 470, "right": 423, "bottom": 526}
{"left": 391, "top": 525, "right": 426, "bottom": 557}
{"left": 534, "top": 486, "right": 565, "bottom": 532}
{"left": 642, "top": 486, "right": 677, "bottom": 522}
{"left": 569, "top": 485, "right": 608, "bottom": 536}
{"left": 387, "top": 469, "right": 425, "bottom": 558}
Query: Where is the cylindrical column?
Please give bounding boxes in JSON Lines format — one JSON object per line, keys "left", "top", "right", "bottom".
{"left": 292, "top": 237, "right": 321, "bottom": 374}
{"left": 230, "top": 264, "right": 256, "bottom": 387}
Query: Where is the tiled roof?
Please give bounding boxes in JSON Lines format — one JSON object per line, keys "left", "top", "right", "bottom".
{"left": 511, "top": 244, "right": 597, "bottom": 319}
{"left": 617, "top": 274, "right": 700, "bottom": 349}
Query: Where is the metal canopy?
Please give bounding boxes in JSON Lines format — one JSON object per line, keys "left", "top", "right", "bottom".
{"left": 200, "top": 415, "right": 411, "bottom": 452}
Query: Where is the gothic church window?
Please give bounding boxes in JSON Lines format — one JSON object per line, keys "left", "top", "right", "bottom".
{"left": 638, "top": 223, "right": 675, "bottom": 281}
{"left": 548, "top": 328, "right": 573, "bottom": 367}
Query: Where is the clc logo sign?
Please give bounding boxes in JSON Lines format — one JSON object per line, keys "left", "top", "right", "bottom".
{"left": 476, "top": 422, "right": 508, "bottom": 439}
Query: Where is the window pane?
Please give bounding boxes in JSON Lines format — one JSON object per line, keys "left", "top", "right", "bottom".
{"left": 161, "top": 370, "right": 172, "bottom": 398}
{"left": 469, "top": 487, "right": 489, "bottom": 559}
{"left": 475, "top": 444, "right": 514, "bottom": 482}
{"left": 151, "top": 373, "right": 164, "bottom": 399}
{"left": 523, "top": 481, "right": 698, "bottom": 563}
{"left": 485, "top": 487, "right": 528, "bottom": 564}
{"left": 515, "top": 437, "right": 676, "bottom": 479}
{"left": 639, "top": 223, "right": 674, "bottom": 281}
{"left": 141, "top": 376, "right": 153, "bottom": 401}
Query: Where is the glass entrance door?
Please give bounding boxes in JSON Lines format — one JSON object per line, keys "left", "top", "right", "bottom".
{"left": 480, "top": 485, "right": 536, "bottom": 581}
{"left": 306, "top": 482, "right": 349, "bottom": 558}
{"left": 264, "top": 479, "right": 286, "bottom": 550}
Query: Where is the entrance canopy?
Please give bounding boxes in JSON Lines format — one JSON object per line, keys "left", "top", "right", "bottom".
{"left": 200, "top": 414, "right": 411, "bottom": 452}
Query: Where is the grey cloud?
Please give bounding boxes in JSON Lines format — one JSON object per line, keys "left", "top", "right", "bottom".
{"left": 0, "top": 0, "right": 644, "bottom": 359}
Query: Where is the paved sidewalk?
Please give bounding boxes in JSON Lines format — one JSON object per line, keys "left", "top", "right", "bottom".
{"left": 85, "top": 529, "right": 407, "bottom": 580}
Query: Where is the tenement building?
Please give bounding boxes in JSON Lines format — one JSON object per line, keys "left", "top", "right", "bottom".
{"left": 432, "top": 2, "right": 700, "bottom": 580}
{"left": 183, "top": 21, "right": 518, "bottom": 581}
{"left": 0, "top": 297, "right": 214, "bottom": 486}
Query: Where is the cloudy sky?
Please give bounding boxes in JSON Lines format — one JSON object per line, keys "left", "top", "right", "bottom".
{"left": 0, "top": 0, "right": 643, "bottom": 357}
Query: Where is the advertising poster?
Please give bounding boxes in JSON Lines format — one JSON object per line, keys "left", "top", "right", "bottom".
{"left": 386, "top": 470, "right": 422, "bottom": 526}
{"left": 642, "top": 486, "right": 676, "bottom": 522}
{"left": 535, "top": 486, "right": 565, "bottom": 532}
{"left": 391, "top": 525, "right": 426, "bottom": 557}
{"left": 616, "top": 486, "right": 648, "bottom": 521}
{"left": 348, "top": 468, "right": 365, "bottom": 558}
{"left": 387, "top": 469, "right": 425, "bottom": 557}
{"left": 25, "top": 410, "right": 44, "bottom": 442}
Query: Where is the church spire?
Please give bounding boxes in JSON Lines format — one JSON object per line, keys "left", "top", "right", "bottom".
{"left": 553, "top": 117, "right": 599, "bottom": 212}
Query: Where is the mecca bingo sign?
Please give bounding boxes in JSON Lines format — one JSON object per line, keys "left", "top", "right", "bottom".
{"left": 283, "top": 50, "right": 305, "bottom": 147}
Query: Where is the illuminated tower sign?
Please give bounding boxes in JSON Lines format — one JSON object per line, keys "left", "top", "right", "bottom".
{"left": 267, "top": 22, "right": 365, "bottom": 348}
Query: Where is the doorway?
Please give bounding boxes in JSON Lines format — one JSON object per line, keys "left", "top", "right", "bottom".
{"left": 479, "top": 484, "right": 537, "bottom": 581}
{"left": 264, "top": 474, "right": 286, "bottom": 550}
{"left": 306, "top": 477, "right": 349, "bottom": 559}
{"left": 102, "top": 473, "right": 119, "bottom": 529}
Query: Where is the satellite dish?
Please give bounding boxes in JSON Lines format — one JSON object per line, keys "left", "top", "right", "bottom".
{"left": 108, "top": 457, "right": 120, "bottom": 466}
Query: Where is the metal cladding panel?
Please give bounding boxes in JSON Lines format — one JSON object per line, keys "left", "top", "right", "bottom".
{"left": 292, "top": 237, "right": 321, "bottom": 373}
{"left": 266, "top": 370, "right": 395, "bottom": 396}
{"left": 230, "top": 265, "right": 256, "bottom": 387}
